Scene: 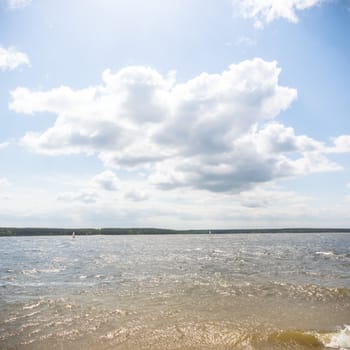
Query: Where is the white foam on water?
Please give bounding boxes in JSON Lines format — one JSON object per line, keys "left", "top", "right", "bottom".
{"left": 22, "top": 268, "right": 38, "bottom": 275}
{"left": 39, "top": 268, "right": 62, "bottom": 273}
{"left": 324, "top": 325, "right": 350, "bottom": 349}
{"left": 315, "top": 251, "right": 335, "bottom": 256}
{"left": 23, "top": 301, "right": 42, "bottom": 310}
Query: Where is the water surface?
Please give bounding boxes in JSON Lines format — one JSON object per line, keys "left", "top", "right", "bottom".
{"left": 1, "top": 233, "right": 350, "bottom": 349}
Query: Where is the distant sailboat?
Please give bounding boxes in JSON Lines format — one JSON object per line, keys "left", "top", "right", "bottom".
{"left": 72, "top": 231, "right": 76, "bottom": 239}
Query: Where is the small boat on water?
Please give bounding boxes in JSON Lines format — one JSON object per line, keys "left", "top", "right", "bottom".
{"left": 72, "top": 231, "right": 76, "bottom": 239}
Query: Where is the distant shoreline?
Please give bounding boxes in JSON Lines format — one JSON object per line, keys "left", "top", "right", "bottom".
{"left": 1, "top": 227, "right": 350, "bottom": 236}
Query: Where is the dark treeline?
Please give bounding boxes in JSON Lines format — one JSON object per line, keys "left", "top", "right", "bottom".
{"left": 0, "top": 227, "right": 204, "bottom": 236}
{"left": 0, "top": 227, "right": 350, "bottom": 236}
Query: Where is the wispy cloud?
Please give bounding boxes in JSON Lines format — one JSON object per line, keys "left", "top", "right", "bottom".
{"left": 0, "top": 177, "right": 11, "bottom": 187}
{"left": 0, "top": 47, "right": 30, "bottom": 71}
{"left": 7, "top": 0, "right": 32, "bottom": 10}
{"left": 233, "top": 0, "right": 323, "bottom": 28}
{"left": 57, "top": 190, "right": 98, "bottom": 204}
{"left": 236, "top": 36, "right": 256, "bottom": 47}
{"left": 0, "top": 142, "right": 9, "bottom": 150}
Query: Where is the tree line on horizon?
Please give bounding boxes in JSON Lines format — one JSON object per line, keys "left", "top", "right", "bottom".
{"left": 0, "top": 227, "right": 349, "bottom": 236}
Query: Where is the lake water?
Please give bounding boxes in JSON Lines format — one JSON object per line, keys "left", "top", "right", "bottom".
{"left": 1, "top": 233, "right": 350, "bottom": 349}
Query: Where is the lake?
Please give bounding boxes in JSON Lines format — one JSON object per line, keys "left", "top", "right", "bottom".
{"left": 1, "top": 233, "right": 349, "bottom": 349}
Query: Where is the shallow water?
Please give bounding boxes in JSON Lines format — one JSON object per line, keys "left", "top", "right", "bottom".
{"left": 1, "top": 233, "right": 349, "bottom": 349}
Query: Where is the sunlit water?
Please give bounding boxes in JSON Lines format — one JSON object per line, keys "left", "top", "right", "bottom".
{"left": 1, "top": 233, "right": 350, "bottom": 349}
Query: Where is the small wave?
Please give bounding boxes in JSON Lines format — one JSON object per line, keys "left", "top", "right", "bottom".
{"left": 269, "top": 282, "right": 350, "bottom": 302}
{"left": 184, "top": 248, "right": 203, "bottom": 252}
{"left": 315, "top": 251, "right": 336, "bottom": 256}
{"left": 21, "top": 267, "right": 62, "bottom": 276}
{"left": 253, "top": 327, "right": 350, "bottom": 349}
{"left": 264, "top": 330, "right": 323, "bottom": 347}
{"left": 100, "top": 327, "right": 130, "bottom": 343}
{"left": 22, "top": 268, "right": 39, "bottom": 276}
{"left": 23, "top": 301, "right": 43, "bottom": 310}
{"left": 323, "top": 325, "right": 350, "bottom": 349}
{"left": 314, "top": 250, "right": 350, "bottom": 259}
{"left": 39, "top": 268, "right": 62, "bottom": 273}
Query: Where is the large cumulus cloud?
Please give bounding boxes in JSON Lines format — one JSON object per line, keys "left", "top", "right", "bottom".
{"left": 10, "top": 58, "right": 345, "bottom": 193}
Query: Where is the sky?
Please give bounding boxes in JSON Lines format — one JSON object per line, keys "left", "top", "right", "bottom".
{"left": 0, "top": 0, "right": 350, "bottom": 229}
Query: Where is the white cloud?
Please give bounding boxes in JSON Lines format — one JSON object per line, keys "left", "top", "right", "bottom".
{"left": 233, "top": 0, "right": 323, "bottom": 27}
{"left": 7, "top": 0, "right": 32, "bottom": 9}
{"left": 91, "top": 170, "right": 120, "bottom": 191}
{"left": 239, "top": 186, "right": 311, "bottom": 208}
{"left": 0, "top": 177, "right": 12, "bottom": 201}
{"left": 1, "top": 171, "right": 350, "bottom": 228}
{"left": 10, "top": 86, "right": 96, "bottom": 115}
{"left": 254, "top": 123, "right": 324, "bottom": 154}
{"left": 56, "top": 171, "right": 147, "bottom": 207}
{"left": 10, "top": 59, "right": 346, "bottom": 194}
{"left": 0, "top": 47, "right": 30, "bottom": 71}
{"left": 329, "top": 135, "right": 350, "bottom": 153}
{"left": 0, "top": 177, "right": 11, "bottom": 187}
{"left": 125, "top": 189, "right": 149, "bottom": 202}
{"left": 0, "top": 142, "right": 9, "bottom": 150}
{"left": 236, "top": 36, "right": 256, "bottom": 47}
{"left": 57, "top": 190, "right": 97, "bottom": 204}
{"left": 149, "top": 122, "right": 339, "bottom": 193}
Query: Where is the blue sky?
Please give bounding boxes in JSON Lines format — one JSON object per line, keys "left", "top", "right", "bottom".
{"left": 1, "top": 0, "right": 350, "bottom": 228}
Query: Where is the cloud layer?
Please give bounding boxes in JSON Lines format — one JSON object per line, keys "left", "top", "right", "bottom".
{"left": 0, "top": 47, "right": 30, "bottom": 71}
{"left": 10, "top": 58, "right": 346, "bottom": 194}
{"left": 233, "top": 0, "right": 323, "bottom": 27}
